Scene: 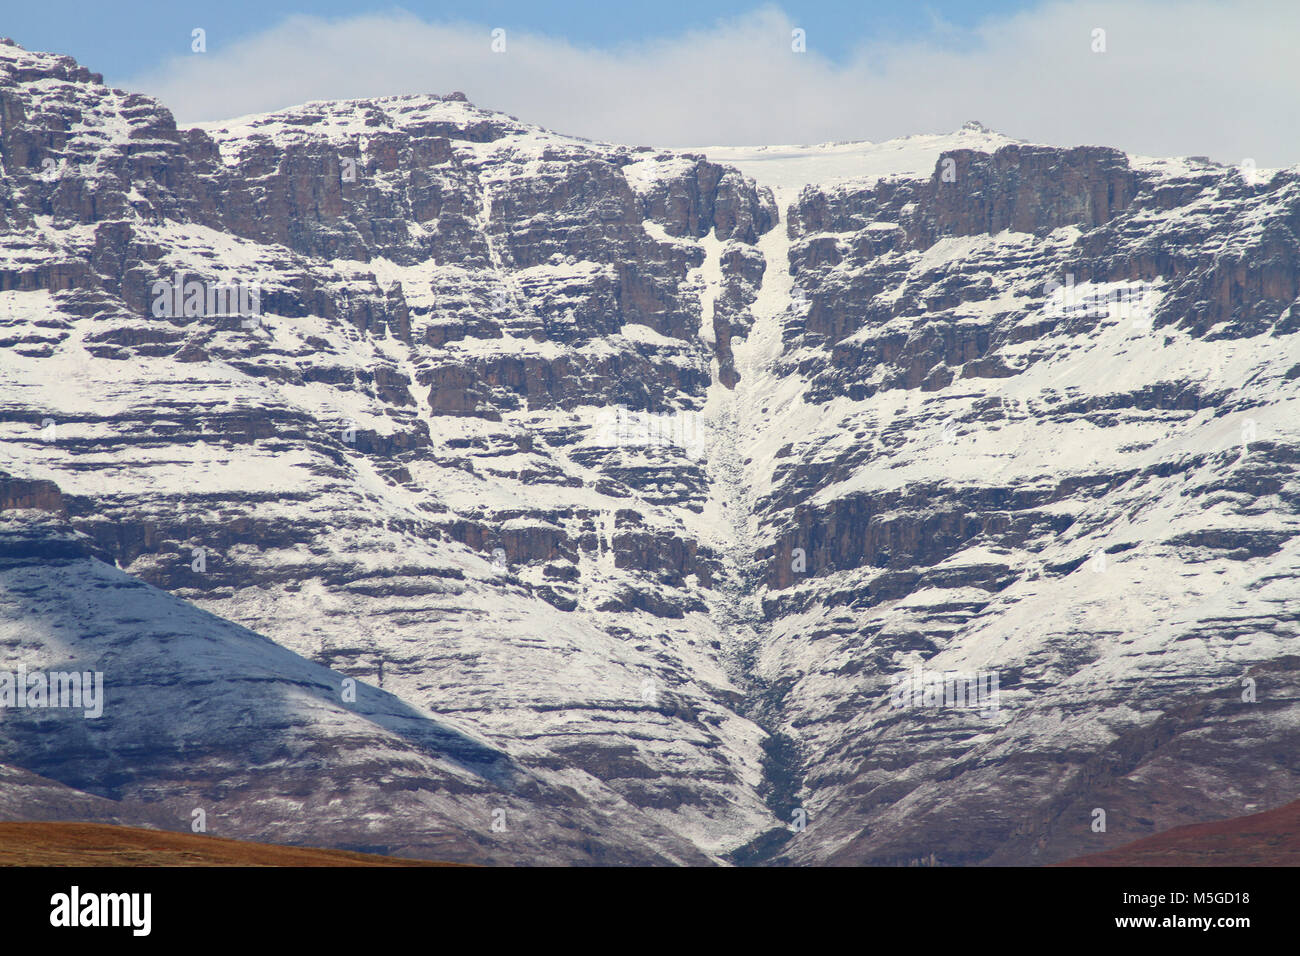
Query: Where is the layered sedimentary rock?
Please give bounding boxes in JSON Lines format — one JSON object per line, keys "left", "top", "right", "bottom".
{"left": 0, "top": 39, "right": 777, "bottom": 862}
{"left": 742, "top": 137, "right": 1300, "bottom": 866}
{"left": 1, "top": 39, "right": 1297, "bottom": 865}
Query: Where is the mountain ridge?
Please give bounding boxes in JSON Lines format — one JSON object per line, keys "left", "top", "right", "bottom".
{"left": 1, "top": 37, "right": 1298, "bottom": 865}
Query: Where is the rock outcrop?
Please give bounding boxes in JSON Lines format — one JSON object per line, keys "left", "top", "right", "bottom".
{"left": 1, "top": 38, "right": 1297, "bottom": 865}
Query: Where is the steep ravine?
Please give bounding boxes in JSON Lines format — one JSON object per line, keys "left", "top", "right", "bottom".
{"left": 696, "top": 187, "right": 814, "bottom": 860}
{"left": 2, "top": 38, "right": 1298, "bottom": 865}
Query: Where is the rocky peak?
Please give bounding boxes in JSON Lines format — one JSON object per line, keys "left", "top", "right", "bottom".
{"left": 1, "top": 43, "right": 1298, "bottom": 867}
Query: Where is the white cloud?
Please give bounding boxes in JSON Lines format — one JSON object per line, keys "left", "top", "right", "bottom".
{"left": 127, "top": 2, "right": 1300, "bottom": 165}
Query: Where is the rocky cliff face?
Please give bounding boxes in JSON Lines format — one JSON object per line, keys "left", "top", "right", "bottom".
{"left": 0, "top": 39, "right": 778, "bottom": 863}
{"left": 739, "top": 137, "right": 1300, "bottom": 865}
{"left": 1, "top": 39, "right": 1297, "bottom": 865}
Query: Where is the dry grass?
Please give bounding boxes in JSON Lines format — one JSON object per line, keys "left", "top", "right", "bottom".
{"left": 1057, "top": 799, "right": 1300, "bottom": 867}
{"left": 0, "top": 822, "right": 460, "bottom": 867}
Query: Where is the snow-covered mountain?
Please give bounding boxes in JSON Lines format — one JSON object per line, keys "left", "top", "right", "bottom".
{"left": 1, "top": 38, "right": 1297, "bottom": 865}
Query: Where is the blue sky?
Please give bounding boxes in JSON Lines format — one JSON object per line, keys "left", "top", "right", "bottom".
{"left": 6, "top": 1, "right": 1298, "bottom": 165}
{"left": 7, "top": 1, "right": 1039, "bottom": 82}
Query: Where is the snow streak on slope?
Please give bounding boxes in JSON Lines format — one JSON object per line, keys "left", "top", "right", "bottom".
{"left": 2, "top": 34, "right": 1299, "bottom": 867}
{"left": 699, "top": 131, "right": 1300, "bottom": 865}
{"left": 690, "top": 187, "right": 810, "bottom": 842}
{"left": 0, "top": 38, "right": 784, "bottom": 863}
